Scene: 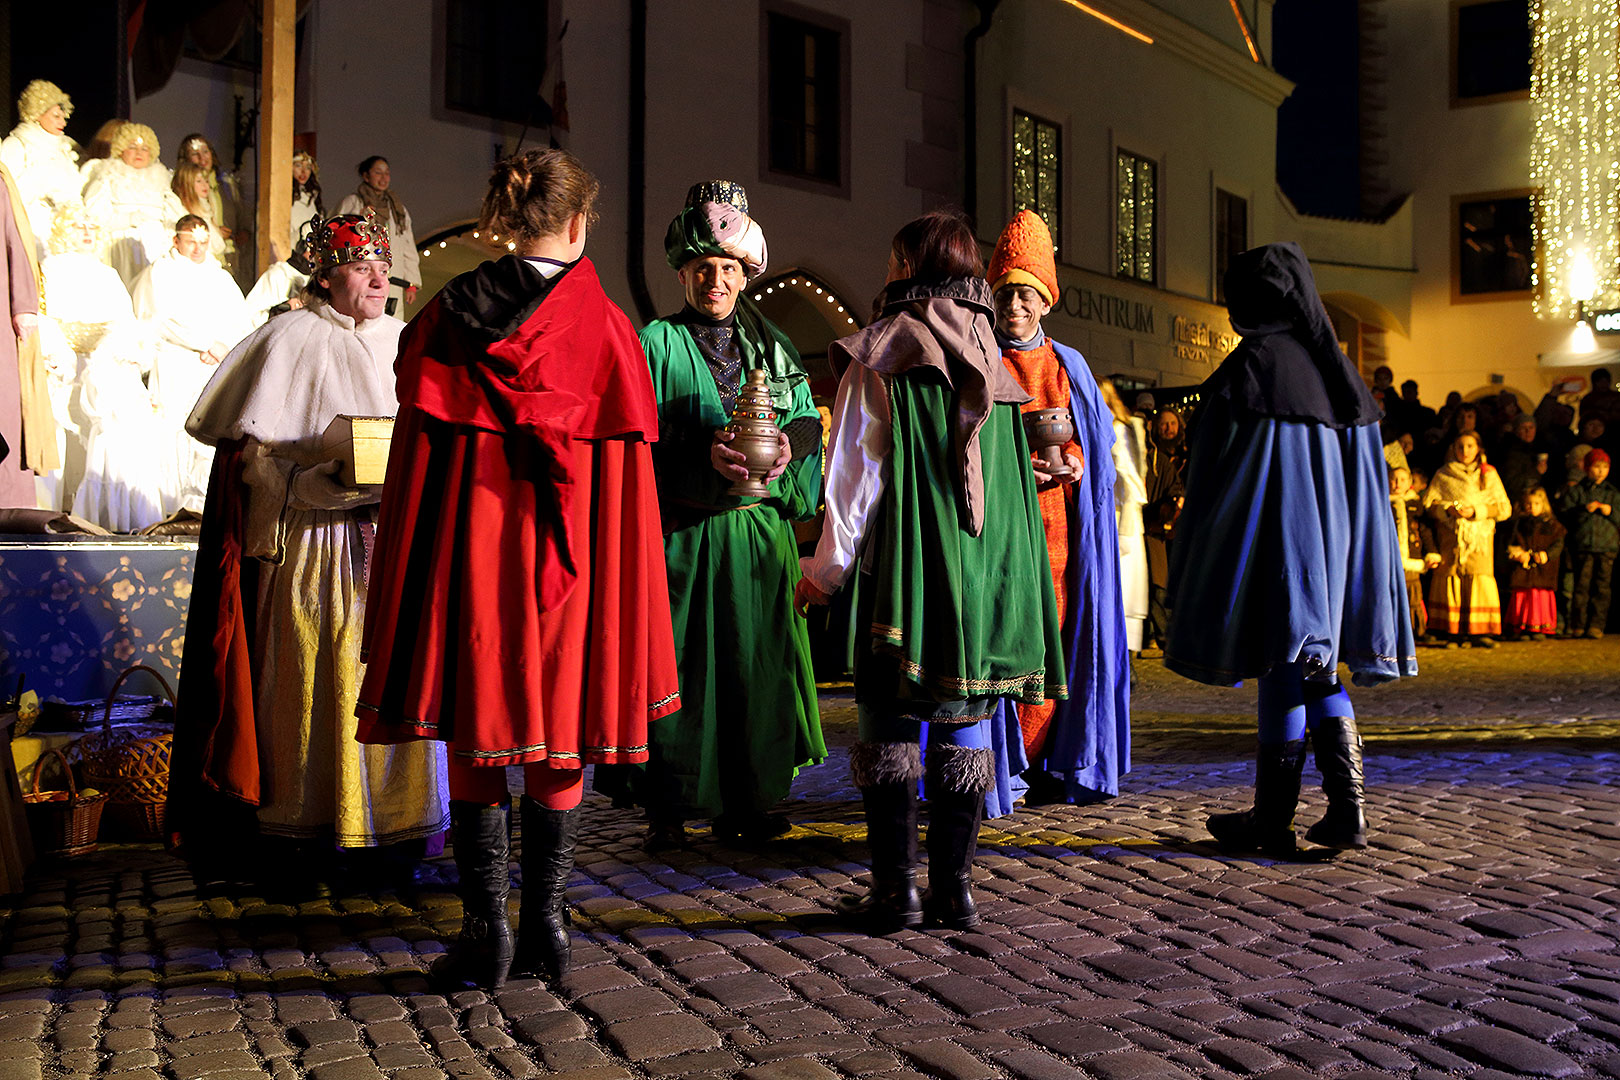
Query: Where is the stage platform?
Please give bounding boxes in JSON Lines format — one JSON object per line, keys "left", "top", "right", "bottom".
{"left": 0, "top": 535, "right": 195, "bottom": 704}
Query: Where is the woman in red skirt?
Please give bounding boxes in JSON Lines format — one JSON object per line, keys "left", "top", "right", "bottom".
{"left": 357, "top": 149, "right": 680, "bottom": 987}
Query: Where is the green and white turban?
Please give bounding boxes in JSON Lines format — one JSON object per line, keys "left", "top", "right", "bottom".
{"left": 664, "top": 180, "right": 769, "bottom": 279}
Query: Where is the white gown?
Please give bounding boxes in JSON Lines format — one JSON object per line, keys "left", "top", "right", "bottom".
{"left": 1113, "top": 416, "right": 1150, "bottom": 652}
{"left": 131, "top": 249, "right": 251, "bottom": 514}
{"left": 289, "top": 191, "right": 319, "bottom": 255}
{"left": 186, "top": 302, "right": 449, "bottom": 845}
{"left": 243, "top": 261, "right": 311, "bottom": 329}
{"left": 82, "top": 159, "right": 186, "bottom": 289}
{"left": 0, "top": 123, "right": 80, "bottom": 253}
{"left": 40, "top": 252, "right": 167, "bottom": 530}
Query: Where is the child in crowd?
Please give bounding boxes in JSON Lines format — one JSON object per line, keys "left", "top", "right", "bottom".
{"left": 1391, "top": 467, "right": 1438, "bottom": 642}
{"left": 1505, "top": 486, "right": 1564, "bottom": 640}
{"left": 1558, "top": 449, "right": 1620, "bottom": 639}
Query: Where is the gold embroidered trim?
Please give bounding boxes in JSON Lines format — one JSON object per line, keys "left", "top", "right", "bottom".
{"left": 648, "top": 691, "right": 681, "bottom": 713}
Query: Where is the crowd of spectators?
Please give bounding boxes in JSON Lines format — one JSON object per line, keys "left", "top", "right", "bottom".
{"left": 1118, "top": 366, "right": 1619, "bottom": 654}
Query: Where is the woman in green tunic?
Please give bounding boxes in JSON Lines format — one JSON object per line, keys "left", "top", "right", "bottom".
{"left": 616, "top": 181, "right": 825, "bottom": 847}
{"left": 798, "top": 210, "right": 1066, "bottom": 931}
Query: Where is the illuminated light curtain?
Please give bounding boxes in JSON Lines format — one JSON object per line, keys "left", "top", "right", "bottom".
{"left": 1531, "top": 0, "right": 1620, "bottom": 319}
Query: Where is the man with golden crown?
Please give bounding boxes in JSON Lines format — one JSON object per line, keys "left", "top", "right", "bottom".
{"left": 168, "top": 210, "right": 448, "bottom": 891}
{"left": 985, "top": 210, "right": 1131, "bottom": 806}
{"left": 601, "top": 181, "right": 826, "bottom": 848}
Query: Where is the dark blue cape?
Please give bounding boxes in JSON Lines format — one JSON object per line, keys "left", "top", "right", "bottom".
{"left": 1165, "top": 396, "right": 1418, "bottom": 687}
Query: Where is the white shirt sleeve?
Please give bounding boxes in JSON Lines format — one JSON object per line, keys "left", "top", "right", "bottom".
{"left": 799, "top": 361, "right": 891, "bottom": 594}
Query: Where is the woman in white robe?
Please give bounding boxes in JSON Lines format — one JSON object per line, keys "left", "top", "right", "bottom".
{"left": 0, "top": 81, "right": 80, "bottom": 257}
{"left": 38, "top": 204, "right": 166, "bottom": 525}
{"left": 82, "top": 124, "right": 184, "bottom": 289}
{"left": 336, "top": 157, "right": 420, "bottom": 318}
{"left": 1100, "top": 380, "right": 1150, "bottom": 652}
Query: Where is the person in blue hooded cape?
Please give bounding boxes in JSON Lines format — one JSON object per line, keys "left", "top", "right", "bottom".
{"left": 1166, "top": 241, "right": 1417, "bottom": 858}
{"left": 985, "top": 210, "right": 1131, "bottom": 807}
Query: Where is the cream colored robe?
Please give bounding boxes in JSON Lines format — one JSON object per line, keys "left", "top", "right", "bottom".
{"left": 188, "top": 301, "right": 448, "bottom": 846}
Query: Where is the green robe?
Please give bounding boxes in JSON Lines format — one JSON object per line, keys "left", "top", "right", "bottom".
{"left": 637, "top": 315, "right": 826, "bottom": 817}
{"left": 860, "top": 376, "right": 1068, "bottom": 709}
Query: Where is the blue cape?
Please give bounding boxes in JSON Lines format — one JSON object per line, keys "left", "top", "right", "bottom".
{"left": 1031, "top": 342, "right": 1133, "bottom": 799}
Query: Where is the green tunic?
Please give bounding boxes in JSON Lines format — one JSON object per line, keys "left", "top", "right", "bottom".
{"left": 861, "top": 376, "right": 1068, "bottom": 709}
{"left": 638, "top": 315, "right": 826, "bottom": 817}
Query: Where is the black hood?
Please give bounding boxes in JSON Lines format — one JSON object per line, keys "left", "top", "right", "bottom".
{"left": 1205, "top": 242, "right": 1382, "bottom": 430}
{"left": 438, "top": 255, "right": 576, "bottom": 347}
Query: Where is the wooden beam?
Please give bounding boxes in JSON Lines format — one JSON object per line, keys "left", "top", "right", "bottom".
{"left": 257, "top": 0, "right": 296, "bottom": 273}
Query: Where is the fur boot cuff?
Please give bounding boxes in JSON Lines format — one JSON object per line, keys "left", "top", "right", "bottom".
{"left": 850, "top": 741, "right": 924, "bottom": 787}
{"left": 927, "top": 744, "right": 996, "bottom": 794}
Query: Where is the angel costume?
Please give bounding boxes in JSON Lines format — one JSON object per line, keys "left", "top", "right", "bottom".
{"left": 132, "top": 247, "right": 251, "bottom": 513}
{"left": 177, "top": 300, "right": 449, "bottom": 847}
{"left": 0, "top": 121, "right": 80, "bottom": 255}
{"left": 40, "top": 250, "right": 167, "bottom": 529}
{"left": 83, "top": 158, "right": 185, "bottom": 288}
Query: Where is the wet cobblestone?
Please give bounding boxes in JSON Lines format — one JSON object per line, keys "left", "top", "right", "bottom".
{"left": 2, "top": 645, "right": 1618, "bottom": 1077}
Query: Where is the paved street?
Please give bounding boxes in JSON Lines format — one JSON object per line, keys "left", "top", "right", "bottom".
{"left": 3, "top": 643, "right": 1619, "bottom": 1080}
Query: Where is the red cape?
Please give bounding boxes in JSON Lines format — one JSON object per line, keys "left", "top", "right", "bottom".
{"left": 166, "top": 440, "right": 265, "bottom": 852}
{"left": 357, "top": 258, "right": 680, "bottom": 765}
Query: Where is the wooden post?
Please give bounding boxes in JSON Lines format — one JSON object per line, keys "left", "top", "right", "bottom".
{"left": 257, "top": 0, "right": 296, "bottom": 273}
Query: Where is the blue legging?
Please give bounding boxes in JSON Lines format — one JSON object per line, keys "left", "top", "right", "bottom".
{"left": 1258, "top": 662, "right": 1355, "bottom": 744}
{"left": 857, "top": 704, "right": 992, "bottom": 749}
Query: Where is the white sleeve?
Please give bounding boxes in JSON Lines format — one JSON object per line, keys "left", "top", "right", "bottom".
{"left": 799, "top": 362, "right": 891, "bottom": 594}
{"left": 1113, "top": 423, "right": 1148, "bottom": 507}
{"left": 395, "top": 209, "right": 420, "bottom": 287}
{"left": 0, "top": 138, "right": 24, "bottom": 184}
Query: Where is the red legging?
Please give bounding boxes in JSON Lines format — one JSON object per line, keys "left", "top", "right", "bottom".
{"left": 448, "top": 763, "right": 584, "bottom": 810}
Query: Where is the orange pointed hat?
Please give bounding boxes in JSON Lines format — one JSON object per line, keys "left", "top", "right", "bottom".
{"left": 988, "top": 209, "right": 1059, "bottom": 305}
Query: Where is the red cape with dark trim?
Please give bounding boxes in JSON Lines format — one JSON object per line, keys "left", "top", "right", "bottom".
{"left": 357, "top": 257, "right": 680, "bottom": 765}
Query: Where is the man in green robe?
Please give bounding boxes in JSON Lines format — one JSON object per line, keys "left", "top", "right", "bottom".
{"left": 627, "top": 180, "right": 825, "bottom": 847}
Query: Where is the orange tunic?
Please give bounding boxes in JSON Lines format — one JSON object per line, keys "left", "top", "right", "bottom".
{"left": 1002, "top": 341, "right": 1081, "bottom": 759}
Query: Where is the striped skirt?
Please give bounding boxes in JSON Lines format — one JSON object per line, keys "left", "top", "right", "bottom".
{"left": 1427, "top": 572, "right": 1502, "bottom": 636}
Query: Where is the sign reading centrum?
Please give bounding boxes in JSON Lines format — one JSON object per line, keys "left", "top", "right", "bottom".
{"left": 1055, "top": 282, "right": 1239, "bottom": 366}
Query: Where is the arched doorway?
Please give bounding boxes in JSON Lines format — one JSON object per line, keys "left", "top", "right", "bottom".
{"left": 1321, "top": 290, "right": 1408, "bottom": 385}
{"left": 749, "top": 268, "right": 864, "bottom": 402}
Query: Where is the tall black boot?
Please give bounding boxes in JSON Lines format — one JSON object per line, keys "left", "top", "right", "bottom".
{"left": 923, "top": 744, "right": 994, "bottom": 930}
{"left": 1305, "top": 717, "right": 1367, "bottom": 849}
{"left": 1207, "top": 739, "right": 1306, "bottom": 858}
{"left": 437, "top": 801, "right": 514, "bottom": 989}
{"left": 511, "top": 796, "right": 578, "bottom": 981}
{"left": 837, "top": 742, "right": 923, "bottom": 933}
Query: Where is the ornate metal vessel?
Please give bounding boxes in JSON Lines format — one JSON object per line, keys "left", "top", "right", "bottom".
{"left": 726, "top": 369, "right": 782, "bottom": 497}
{"left": 1023, "top": 407, "right": 1077, "bottom": 481}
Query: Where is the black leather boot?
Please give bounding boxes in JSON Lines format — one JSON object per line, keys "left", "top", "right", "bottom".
{"left": 437, "top": 801, "right": 514, "bottom": 989}
{"left": 511, "top": 796, "right": 578, "bottom": 981}
{"left": 838, "top": 782, "right": 923, "bottom": 932}
{"left": 1305, "top": 717, "right": 1367, "bottom": 849}
{"left": 1207, "top": 739, "right": 1306, "bottom": 858}
{"left": 838, "top": 741, "right": 924, "bottom": 932}
{"left": 923, "top": 744, "right": 993, "bottom": 930}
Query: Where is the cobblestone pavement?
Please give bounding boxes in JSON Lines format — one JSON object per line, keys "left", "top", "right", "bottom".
{"left": 4, "top": 643, "right": 1619, "bottom": 1080}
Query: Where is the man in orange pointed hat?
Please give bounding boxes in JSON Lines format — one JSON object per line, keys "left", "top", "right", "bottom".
{"left": 989, "top": 209, "right": 1131, "bottom": 805}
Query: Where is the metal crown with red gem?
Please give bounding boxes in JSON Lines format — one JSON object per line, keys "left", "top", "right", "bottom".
{"left": 307, "top": 208, "right": 391, "bottom": 270}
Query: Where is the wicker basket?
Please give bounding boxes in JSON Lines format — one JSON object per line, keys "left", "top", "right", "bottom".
{"left": 79, "top": 665, "right": 175, "bottom": 842}
{"left": 23, "top": 747, "right": 109, "bottom": 858}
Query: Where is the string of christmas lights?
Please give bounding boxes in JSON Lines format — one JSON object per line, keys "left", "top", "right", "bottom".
{"left": 1531, "top": 0, "right": 1620, "bottom": 320}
